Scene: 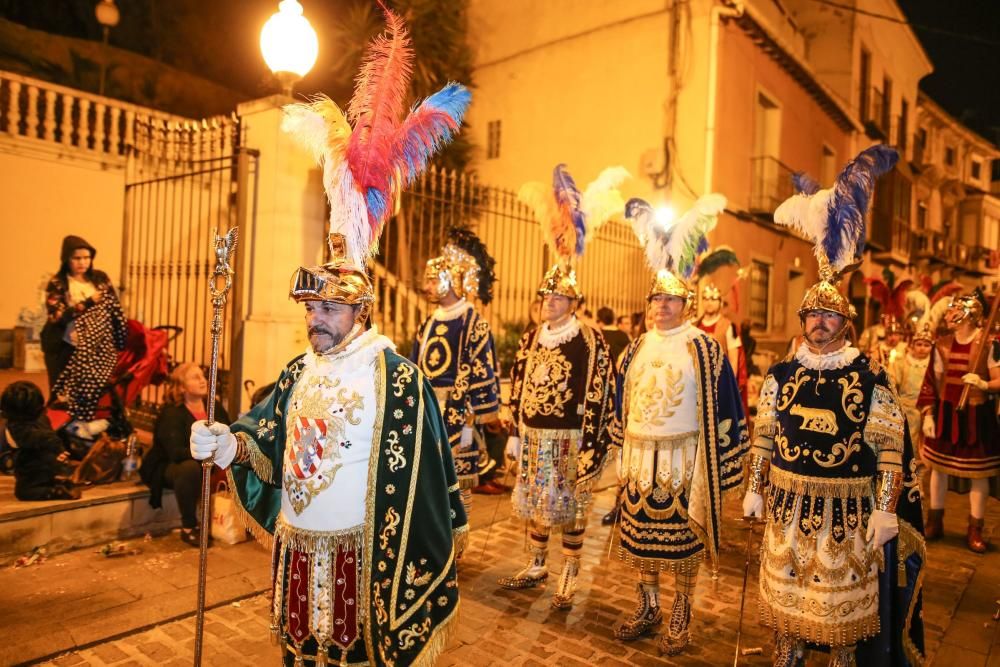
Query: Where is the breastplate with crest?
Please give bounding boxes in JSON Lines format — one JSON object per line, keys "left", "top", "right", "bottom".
{"left": 771, "top": 358, "right": 878, "bottom": 480}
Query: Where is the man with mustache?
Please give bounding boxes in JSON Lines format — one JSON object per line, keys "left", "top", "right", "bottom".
{"left": 185, "top": 9, "right": 470, "bottom": 662}
{"left": 745, "top": 145, "right": 925, "bottom": 667}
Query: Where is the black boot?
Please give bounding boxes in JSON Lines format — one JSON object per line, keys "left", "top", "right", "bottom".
{"left": 614, "top": 582, "right": 663, "bottom": 640}
{"left": 659, "top": 592, "right": 691, "bottom": 656}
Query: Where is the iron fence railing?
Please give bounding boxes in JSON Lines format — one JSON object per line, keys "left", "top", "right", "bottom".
{"left": 120, "top": 118, "right": 250, "bottom": 420}
{"left": 370, "top": 166, "right": 650, "bottom": 354}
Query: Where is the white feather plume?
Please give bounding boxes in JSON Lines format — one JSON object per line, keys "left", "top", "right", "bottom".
{"left": 581, "top": 166, "right": 630, "bottom": 238}
{"left": 773, "top": 190, "right": 832, "bottom": 242}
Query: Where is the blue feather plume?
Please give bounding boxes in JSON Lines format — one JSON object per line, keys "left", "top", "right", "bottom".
{"left": 552, "top": 164, "right": 586, "bottom": 256}
{"left": 792, "top": 172, "right": 821, "bottom": 195}
{"left": 823, "top": 145, "right": 898, "bottom": 270}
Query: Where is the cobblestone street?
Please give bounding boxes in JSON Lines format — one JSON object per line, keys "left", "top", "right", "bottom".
{"left": 20, "top": 482, "right": 1000, "bottom": 667}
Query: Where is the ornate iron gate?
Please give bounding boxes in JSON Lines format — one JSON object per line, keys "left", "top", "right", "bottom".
{"left": 120, "top": 116, "right": 257, "bottom": 416}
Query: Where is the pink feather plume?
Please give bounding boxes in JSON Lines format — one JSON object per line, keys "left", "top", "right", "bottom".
{"left": 346, "top": 6, "right": 413, "bottom": 233}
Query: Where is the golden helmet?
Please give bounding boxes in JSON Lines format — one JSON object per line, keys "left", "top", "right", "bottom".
{"left": 911, "top": 321, "right": 934, "bottom": 345}
{"left": 424, "top": 243, "right": 480, "bottom": 303}
{"left": 701, "top": 283, "right": 722, "bottom": 301}
{"left": 798, "top": 264, "right": 856, "bottom": 320}
{"left": 947, "top": 294, "right": 985, "bottom": 326}
{"left": 649, "top": 268, "right": 694, "bottom": 303}
{"left": 289, "top": 233, "right": 374, "bottom": 322}
{"left": 538, "top": 263, "right": 583, "bottom": 301}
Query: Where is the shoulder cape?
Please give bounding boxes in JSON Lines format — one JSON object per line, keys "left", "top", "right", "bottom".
{"left": 227, "top": 350, "right": 467, "bottom": 667}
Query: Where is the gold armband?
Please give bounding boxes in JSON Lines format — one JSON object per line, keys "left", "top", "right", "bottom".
{"left": 874, "top": 470, "right": 903, "bottom": 513}
{"left": 747, "top": 453, "right": 770, "bottom": 495}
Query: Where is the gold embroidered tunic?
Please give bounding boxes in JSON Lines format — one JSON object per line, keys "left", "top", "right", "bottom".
{"left": 753, "top": 343, "right": 905, "bottom": 647}
{"left": 508, "top": 318, "right": 615, "bottom": 530}
{"left": 615, "top": 324, "right": 749, "bottom": 574}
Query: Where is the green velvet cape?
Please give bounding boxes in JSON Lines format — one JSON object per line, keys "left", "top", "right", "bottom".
{"left": 226, "top": 349, "right": 467, "bottom": 667}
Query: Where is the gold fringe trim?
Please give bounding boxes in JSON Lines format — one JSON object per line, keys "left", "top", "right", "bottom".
{"left": 408, "top": 600, "right": 460, "bottom": 667}
{"left": 769, "top": 467, "right": 872, "bottom": 498}
{"left": 865, "top": 427, "right": 903, "bottom": 451}
{"left": 453, "top": 524, "right": 469, "bottom": 555}
{"left": 754, "top": 420, "right": 778, "bottom": 437}
{"left": 624, "top": 430, "right": 699, "bottom": 445}
{"left": 235, "top": 432, "right": 275, "bottom": 485}
{"left": 281, "top": 644, "right": 368, "bottom": 667}
{"left": 898, "top": 519, "right": 928, "bottom": 667}
{"left": 274, "top": 516, "right": 364, "bottom": 554}
{"left": 617, "top": 546, "right": 703, "bottom": 575}
{"left": 226, "top": 467, "right": 275, "bottom": 550}
{"left": 521, "top": 426, "right": 583, "bottom": 442}
{"left": 457, "top": 475, "right": 478, "bottom": 490}
{"left": 758, "top": 602, "right": 880, "bottom": 647}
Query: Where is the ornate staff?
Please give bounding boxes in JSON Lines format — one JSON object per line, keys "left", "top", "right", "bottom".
{"left": 733, "top": 517, "right": 763, "bottom": 666}
{"left": 194, "top": 227, "right": 239, "bottom": 666}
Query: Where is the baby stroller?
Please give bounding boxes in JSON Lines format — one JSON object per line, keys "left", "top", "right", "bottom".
{"left": 48, "top": 321, "right": 179, "bottom": 457}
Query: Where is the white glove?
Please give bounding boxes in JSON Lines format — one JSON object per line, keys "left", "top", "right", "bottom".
{"left": 505, "top": 435, "right": 521, "bottom": 461}
{"left": 459, "top": 425, "right": 474, "bottom": 449}
{"left": 190, "top": 420, "right": 237, "bottom": 469}
{"left": 866, "top": 509, "right": 899, "bottom": 549}
{"left": 922, "top": 414, "right": 936, "bottom": 439}
{"left": 742, "top": 491, "right": 764, "bottom": 518}
{"left": 962, "top": 373, "right": 989, "bottom": 392}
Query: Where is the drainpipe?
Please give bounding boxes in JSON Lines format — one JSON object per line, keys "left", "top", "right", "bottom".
{"left": 704, "top": 0, "right": 744, "bottom": 194}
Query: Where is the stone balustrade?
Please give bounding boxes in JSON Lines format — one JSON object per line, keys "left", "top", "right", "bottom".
{"left": 0, "top": 70, "right": 240, "bottom": 169}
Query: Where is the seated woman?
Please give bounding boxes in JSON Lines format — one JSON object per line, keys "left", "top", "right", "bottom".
{"left": 140, "top": 362, "right": 229, "bottom": 546}
{"left": 1, "top": 381, "right": 78, "bottom": 501}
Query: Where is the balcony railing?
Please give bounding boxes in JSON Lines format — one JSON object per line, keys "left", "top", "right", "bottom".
{"left": 864, "top": 88, "right": 888, "bottom": 140}
{"left": 749, "top": 155, "right": 795, "bottom": 214}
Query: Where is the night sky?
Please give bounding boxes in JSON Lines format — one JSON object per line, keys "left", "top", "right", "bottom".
{"left": 1, "top": 0, "right": 997, "bottom": 144}
{"left": 897, "top": 0, "right": 1000, "bottom": 143}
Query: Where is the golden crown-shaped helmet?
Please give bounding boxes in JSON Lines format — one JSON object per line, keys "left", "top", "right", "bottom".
{"left": 538, "top": 263, "right": 583, "bottom": 301}
{"left": 289, "top": 234, "right": 374, "bottom": 322}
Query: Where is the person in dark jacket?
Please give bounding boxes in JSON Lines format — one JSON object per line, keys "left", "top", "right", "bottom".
{"left": 597, "top": 306, "right": 631, "bottom": 369}
{"left": 140, "top": 362, "right": 228, "bottom": 546}
{"left": 1, "top": 381, "right": 78, "bottom": 500}
{"left": 41, "top": 236, "right": 117, "bottom": 390}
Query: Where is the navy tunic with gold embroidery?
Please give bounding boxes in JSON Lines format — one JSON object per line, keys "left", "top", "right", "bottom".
{"left": 411, "top": 303, "right": 500, "bottom": 488}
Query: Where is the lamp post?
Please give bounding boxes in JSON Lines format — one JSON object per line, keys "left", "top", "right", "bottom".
{"left": 260, "top": 0, "right": 319, "bottom": 97}
{"left": 95, "top": 0, "right": 120, "bottom": 96}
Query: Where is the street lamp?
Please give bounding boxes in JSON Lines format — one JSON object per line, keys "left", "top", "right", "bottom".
{"left": 260, "top": 0, "right": 319, "bottom": 97}
{"left": 655, "top": 205, "right": 676, "bottom": 229}
{"left": 94, "top": 0, "right": 120, "bottom": 96}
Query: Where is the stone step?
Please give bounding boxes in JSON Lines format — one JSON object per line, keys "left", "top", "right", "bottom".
{"left": 0, "top": 475, "right": 180, "bottom": 564}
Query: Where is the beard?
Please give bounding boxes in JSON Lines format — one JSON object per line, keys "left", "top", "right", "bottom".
{"left": 309, "top": 326, "right": 350, "bottom": 353}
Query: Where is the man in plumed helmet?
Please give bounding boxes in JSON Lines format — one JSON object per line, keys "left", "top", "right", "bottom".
{"left": 498, "top": 164, "right": 624, "bottom": 609}
{"left": 744, "top": 146, "right": 926, "bottom": 667}
{"left": 918, "top": 290, "right": 1000, "bottom": 552}
{"left": 411, "top": 227, "right": 501, "bottom": 519}
{"left": 612, "top": 194, "right": 748, "bottom": 656}
{"left": 186, "top": 8, "right": 471, "bottom": 665}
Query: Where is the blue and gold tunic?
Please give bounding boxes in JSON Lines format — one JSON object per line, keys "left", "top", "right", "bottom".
{"left": 614, "top": 324, "right": 748, "bottom": 574}
{"left": 754, "top": 343, "right": 926, "bottom": 660}
{"left": 411, "top": 300, "right": 500, "bottom": 488}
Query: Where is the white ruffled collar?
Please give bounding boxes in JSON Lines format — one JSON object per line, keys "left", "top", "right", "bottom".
{"left": 795, "top": 341, "right": 860, "bottom": 370}
{"left": 432, "top": 299, "right": 471, "bottom": 322}
{"left": 648, "top": 322, "right": 694, "bottom": 341}
{"left": 538, "top": 317, "right": 581, "bottom": 349}
{"left": 305, "top": 324, "right": 395, "bottom": 369}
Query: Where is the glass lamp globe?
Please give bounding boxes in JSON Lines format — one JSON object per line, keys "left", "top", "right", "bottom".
{"left": 260, "top": 0, "right": 319, "bottom": 81}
